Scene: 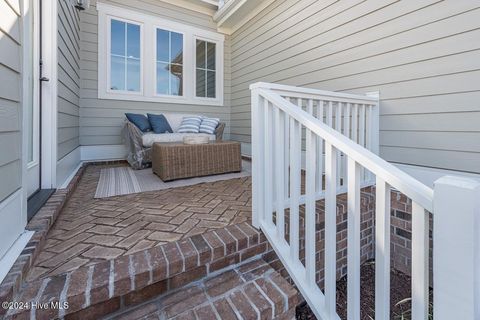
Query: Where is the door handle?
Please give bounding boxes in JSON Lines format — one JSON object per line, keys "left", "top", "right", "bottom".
{"left": 40, "top": 77, "right": 50, "bottom": 82}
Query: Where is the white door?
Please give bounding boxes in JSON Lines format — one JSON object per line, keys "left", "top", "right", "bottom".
{"left": 25, "top": 0, "right": 40, "bottom": 197}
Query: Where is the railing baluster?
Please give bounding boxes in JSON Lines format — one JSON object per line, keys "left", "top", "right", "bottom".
{"left": 335, "top": 103, "right": 342, "bottom": 187}
{"left": 305, "top": 126, "right": 317, "bottom": 285}
{"left": 359, "top": 105, "right": 366, "bottom": 181}
{"left": 284, "top": 110, "right": 290, "bottom": 198}
{"left": 366, "top": 105, "right": 374, "bottom": 182}
{"left": 412, "top": 202, "right": 429, "bottom": 320}
{"left": 359, "top": 104, "right": 365, "bottom": 148}
{"left": 366, "top": 105, "right": 373, "bottom": 151}
{"left": 264, "top": 100, "right": 273, "bottom": 226}
{"left": 289, "top": 118, "right": 301, "bottom": 262}
{"left": 345, "top": 103, "right": 351, "bottom": 140}
{"left": 347, "top": 157, "right": 361, "bottom": 320}
{"left": 307, "top": 99, "right": 313, "bottom": 115}
{"left": 275, "top": 108, "right": 285, "bottom": 240}
{"left": 325, "top": 142, "right": 337, "bottom": 318}
{"left": 327, "top": 101, "right": 333, "bottom": 127}
{"left": 316, "top": 101, "right": 324, "bottom": 192}
{"left": 352, "top": 104, "right": 358, "bottom": 144}
{"left": 375, "top": 177, "right": 391, "bottom": 320}
{"left": 343, "top": 104, "right": 351, "bottom": 187}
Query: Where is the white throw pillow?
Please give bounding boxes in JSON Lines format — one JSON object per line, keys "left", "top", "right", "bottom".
{"left": 177, "top": 116, "right": 202, "bottom": 133}
{"left": 199, "top": 117, "right": 220, "bottom": 134}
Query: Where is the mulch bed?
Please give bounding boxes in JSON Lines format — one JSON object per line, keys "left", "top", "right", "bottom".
{"left": 296, "top": 261, "right": 433, "bottom": 320}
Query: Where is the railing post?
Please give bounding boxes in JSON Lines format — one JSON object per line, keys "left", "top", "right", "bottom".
{"left": 251, "top": 88, "right": 264, "bottom": 228}
{"left": 433, "top": 176, "right": 480, "bottom": 320}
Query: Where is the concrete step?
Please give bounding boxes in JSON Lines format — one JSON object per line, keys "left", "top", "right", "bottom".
{"left": 105, "top": 258, "right": 299, "bottom": 320}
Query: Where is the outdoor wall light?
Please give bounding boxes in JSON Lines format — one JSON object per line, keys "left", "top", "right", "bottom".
{"left": 73, "top": 0, "right": 90, "bottom": 11}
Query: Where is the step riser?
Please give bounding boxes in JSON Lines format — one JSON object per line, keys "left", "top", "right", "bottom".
{"left": 5, "top": 223, "right": 270, "bottom": 320}
{"left": 105, "top": 258, "right": 299, "bottom": 320}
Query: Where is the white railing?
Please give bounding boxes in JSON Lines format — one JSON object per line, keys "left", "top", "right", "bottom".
{"left": 258, "top": 82, "right": 379, "bottom": 193}
{"left": 250, "top": 82, "right": 480, "bottom": 320}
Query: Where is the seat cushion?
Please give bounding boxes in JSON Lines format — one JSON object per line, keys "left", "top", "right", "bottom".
{"left": 147, "top": 113, "right": 173, "bottom": 134}
{"left": 177, "top": 116, "right": 203, "bottom": 133}
{"left": 125, "top": 113, "right": 151, "bottom": 132}
{"left": 142, "top": 132, "right": 216, "bottom": 147}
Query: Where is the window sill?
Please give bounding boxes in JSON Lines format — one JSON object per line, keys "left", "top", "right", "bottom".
{"left": 98, "top": 91, "right": 224, "bottom": 106}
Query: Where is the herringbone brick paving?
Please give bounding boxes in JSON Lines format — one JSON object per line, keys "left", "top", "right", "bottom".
{"left": 28, "top": 164, "right": 252, "bottom": 281}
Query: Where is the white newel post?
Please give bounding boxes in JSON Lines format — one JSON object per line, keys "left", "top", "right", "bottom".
{"left": 433, "top": 176, "right": 480, "bottom": 320}
{"left": 251, "top": 87, "right": 264, "bottom": 228}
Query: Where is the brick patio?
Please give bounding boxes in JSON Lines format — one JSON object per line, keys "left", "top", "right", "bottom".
{"left": 28, "top": 164, "right": 252, "bottom": 281}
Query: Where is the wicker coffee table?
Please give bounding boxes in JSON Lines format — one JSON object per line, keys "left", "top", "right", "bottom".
{"left": 152, "top": 141, "right": 242, "bottom": 181}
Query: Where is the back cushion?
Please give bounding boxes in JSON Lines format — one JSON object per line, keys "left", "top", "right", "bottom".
{"left": 147, "top": 113, "right": 173, "bottom": 133}
{"left": 177, "top": 116, "right": 203, "bottom": 133}
{"left": 199, "top": 117, "right": 220, "bottom": 134}
{"left": 125, "top": 113, "right": 151, "bottom": 132}
{"left": 164, "top": 113, "right": 201, "bottom": 132}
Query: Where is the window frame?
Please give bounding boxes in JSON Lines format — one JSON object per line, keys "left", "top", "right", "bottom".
{"left": 97, "top": 2, "right": 224, "bottom": 106}
{"left": 194, "top": 36, "right": 221, "bottom": 101}
{"left": 153, "top": 26, "right": 186, "bottom": 100}
{"left": 106, "top": 16, "right": 144, "bottom": 96}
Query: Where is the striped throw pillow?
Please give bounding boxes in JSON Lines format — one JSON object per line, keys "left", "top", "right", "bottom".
{"left": 177, "top": 116, "right": 203, "bottom": 133}
{"left": 199, "top": 117, "right": 220, "bottom": 134}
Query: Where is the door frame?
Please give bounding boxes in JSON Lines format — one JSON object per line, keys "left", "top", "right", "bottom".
{"left": 23, "top": 0, "right": 41, "bottom": 197}
{"left": 39, "top": 0, "right": 58, "bottom": 189}
{"left": 21, "top": 0, "right": 58, "bottom": 214}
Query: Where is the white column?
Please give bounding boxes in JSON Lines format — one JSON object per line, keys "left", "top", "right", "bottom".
{"left": 433, "top": 176, "right": 480, "bottom": 320}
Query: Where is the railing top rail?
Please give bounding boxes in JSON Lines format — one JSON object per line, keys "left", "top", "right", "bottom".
{"left": 257, "top": 88, "right": 434, "bottom": 212}
{"left": 250, "top": 82, "right": 378, "bottom": 103}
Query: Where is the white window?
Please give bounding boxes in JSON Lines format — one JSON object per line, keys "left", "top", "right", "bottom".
{"left": 195, "top": 39, "right": 216, "bottom": 98}
{"left": 97, "top": 3, "right": 224, "bottom": 106}
{"left": 156, "top": 29, "right": 184, "bottom": 96}
{"left": 109, "top": 19, "right": 141, "bottom": 93}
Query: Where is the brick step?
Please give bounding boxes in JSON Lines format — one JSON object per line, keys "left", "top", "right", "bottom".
{"left": 104, "top": 258, "right": 299, "bottom": 320}
{"left": 3, "top": 223, "right": 275, "bottom": 320}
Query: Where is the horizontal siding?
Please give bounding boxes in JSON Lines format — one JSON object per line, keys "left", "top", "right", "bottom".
{"left": 79, "top": 0, "right": 231, "bottom": 146}
{"left": 0, "top": 0, "right": 22, "bottom": 202}
{"left": 230, "top": 0, "right": 480, "bottom": 173}
{"left": 0, "top": 29, "right": 21, "bottom": 72}
{"left": 58, "top": 0, "right": 81, "bottom": 160}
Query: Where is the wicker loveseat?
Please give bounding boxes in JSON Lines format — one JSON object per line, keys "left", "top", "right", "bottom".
{"left": 123, "top": 113, "right": 225, "bottom": 169}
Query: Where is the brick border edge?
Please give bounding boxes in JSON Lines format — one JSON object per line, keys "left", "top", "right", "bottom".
{"left": 0, "top": 162, "right": 129, "bottom": 317}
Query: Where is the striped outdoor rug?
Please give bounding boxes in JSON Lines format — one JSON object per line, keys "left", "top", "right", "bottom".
{"left": 95, "top": 161, "right": 251, "bottom": 198}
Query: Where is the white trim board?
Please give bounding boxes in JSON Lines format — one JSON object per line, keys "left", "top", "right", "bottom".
{"left": 58, "top": 145, "right": 127, "bottom": 189}
{"left": 0, "top": 231, "right": 34, "bottom": 284}
{"left": 156, "top": 0, "right": 217, "bottom": 16}
{"left": 57, "top": 147, "right": 82, "bottom": 188}
{"left": 214, "top": 0, "right": 276, "bottom": 35}
{"left": 240, "top": 142, "right": 251, "bottom": 157}
{"left": 81, "top": 145, "right": 128, "bottom": 161}
{"left": 40, "top": 0, "right": 58, "bottom": 189}
{"left": 0, "top": 190, "right": 27, "bottom": 261}
{"left": 394, "top": 163, "right": 480, "bottom": 188}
